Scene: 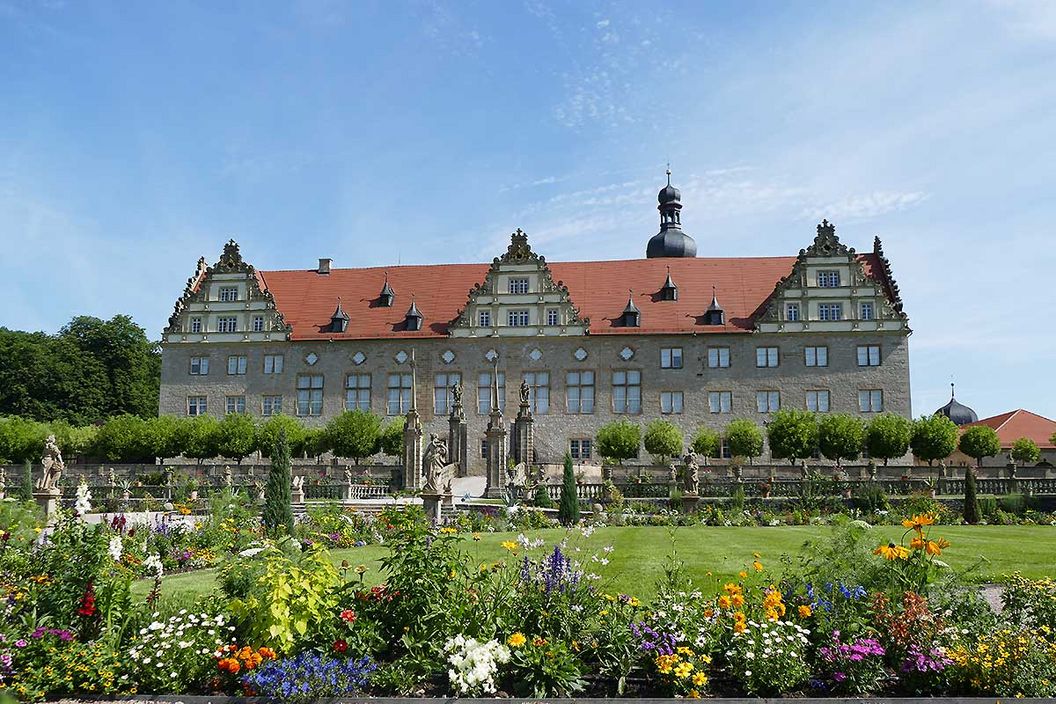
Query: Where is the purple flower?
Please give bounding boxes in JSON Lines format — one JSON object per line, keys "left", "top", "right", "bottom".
{"left": 833, "top": 671, "right": 846, "bottom": 682}
{"left": 14, "top": 640, "right": 27, "bottom": 648}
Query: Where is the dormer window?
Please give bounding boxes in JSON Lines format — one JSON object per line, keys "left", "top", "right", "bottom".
{"left": 860, "top": 301, "right": 874, "bottom": 320}
{"left": 620, "top": 294, "right": 641, "bottom": 327}
{"left": 329, "top": 301, "right": 350, "bottom": 333}
{"left": 817, "top": 270, "right": 841, "bottom": 288}
{"left": 378, "top": 275, "right": 395, "bottom": 307}
{"left": 546, "top": 308, "right": 560, "bottom": 326}
{"left": 658, "top": 268, "right": 679, "bottom": 301}
{"left": 704, "top": 290, "right": 725, "bottom": 325}
{"left": 218, "top": 286, "right": 238, "bottom": 302}
{"left": 404, "top": 300, "right": 423, "bottom": 331}
{"left": 785, "top": 303, "right": 800, "bottom": 321}
{"left": 509, "top": 277, "right": 530, "bottom": 294}
{"left": 190, "top": 317, "right": 202, "bottom": 333}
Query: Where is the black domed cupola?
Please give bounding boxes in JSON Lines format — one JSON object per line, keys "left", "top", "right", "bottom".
{"left": 934, "top": 383, "right": 978, "bottom": 426}
{"left": 646, "top": 169, "right": 697, "bottom": 259}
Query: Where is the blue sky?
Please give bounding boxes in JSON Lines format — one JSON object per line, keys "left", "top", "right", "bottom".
{"left": 2, "top": 0, "right": 1054, "bottom": 419}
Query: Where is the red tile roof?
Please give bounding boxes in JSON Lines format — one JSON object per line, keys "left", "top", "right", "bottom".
{"left": 965, "top": 409, "right": 1056, "bottom": 449}
{"left": 258, "top": 253, "right": 888, "bottom": 341}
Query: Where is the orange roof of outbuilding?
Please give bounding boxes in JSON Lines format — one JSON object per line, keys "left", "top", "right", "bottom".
{"left": 964, "top": 409, "right": 1056, "bottom": 449}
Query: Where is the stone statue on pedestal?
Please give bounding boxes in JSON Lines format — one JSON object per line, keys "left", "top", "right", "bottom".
{"left": 682, "top": 450, "right": 700, "bottom": 494}
{"left": 451, "top": 382, "right": 463, "bottom": 411}
{"left": 36, "top": 435, "right": 64, "bottom": 490}
{"left": 519, "top": 380, "right": 530, "bottom": 406}
{"left": 223, "top": 465, "right": 234, "bottom": 488}
{"left": 422, "top": 433, "right": 448, "bottom": 493}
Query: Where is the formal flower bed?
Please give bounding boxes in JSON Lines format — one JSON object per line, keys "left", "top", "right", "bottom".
{"left": 2, "top": 499, "right": 1056, "bottom": 700}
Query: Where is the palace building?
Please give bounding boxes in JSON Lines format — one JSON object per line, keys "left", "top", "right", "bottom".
{"left": 159, "top": 174, "right": 912, "bottom": 471}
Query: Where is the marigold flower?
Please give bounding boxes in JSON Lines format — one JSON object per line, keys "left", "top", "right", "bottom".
{"left": 733, "top": 620, "right": 747, "bottom": 633}
{"left": 340, "top": 609, "right": 357, "bottom": 624}
{"left": 717, "top": 595, "right": 731, "bottom": 609}
{"left": 674, "top": 662, "right": 693, "bottom": 678}
{"left": 507, "top": 632, "right": 526, "bottom": 647}
{"left": 724, "top": 582, "right": 742, "bottom": 596}
{"left": 798, "top": 604, "right": 812, "bottom": 618}
{"left": 688, "top": 688, "right": 701, "bottom": 699}
{"left": 731, "top": 593, "right": 744, "bottom": 608}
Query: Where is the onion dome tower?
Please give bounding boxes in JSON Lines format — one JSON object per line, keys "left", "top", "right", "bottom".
{"left": 646, "top": 169, "right": 697, "bottom": 258}
{"left": 934, "top": 383, "right": 978, "bottom": 426}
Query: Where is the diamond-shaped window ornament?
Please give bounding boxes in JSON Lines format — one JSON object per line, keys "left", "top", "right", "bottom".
{"left": 574, "top": 347, "right": 588, "bottom": 361}
{"left": 441, "top": 350, "right": 455, "bottom": 364}
{"left": 394, "top": 350, "right": 408, "bottom": 364}
{"left": 352, "top": 351, "right": 366, "bottom": 366}
{"left": 485, "top": 349, "right": 499, "bottom": 362}
{"left": 528, "top": 348, "right": 543, "bottom": 362}
{"left": 305, "top": 352, "right": 319, "bottom": 366}
{"left": 620, "top": 346, "right": 634, "bottom": 361}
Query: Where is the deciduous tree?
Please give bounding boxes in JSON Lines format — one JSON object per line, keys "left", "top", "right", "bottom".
{"left": 596, "top": 420, "right": 641, "bottom": 464}
{"left": 910, "top": 415, "right": 959, "bottom": 466}
{"left": 643, "top": 420, "right": 683, "bottom": 463}
{"left": 767, "top": 409, "right": 819, "bottom": 464}
{"left": 865, "top": 413, "right": 912, "bottom": 465}
{"left": 817, "top": 414, "right": 865, "bottom": 467}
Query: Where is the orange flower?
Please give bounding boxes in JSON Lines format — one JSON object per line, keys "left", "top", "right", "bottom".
{"left": 717, "top": 595, "right": 731, "bottom": 609}
{"left": 798, "top": 604, "right": 812, "bottom": 618}
{"left": 703, "top": 608, "right": 715, "bottom": 619}
{"left": 902, "top": 514, "right": 935, "bottom": 531}
{"left": 910, "top": 535, "right": 926, "bottom": 551}
{"left": 723, "top": 583, "right": 743, "bottom": 596}
{"left": 925, "top": 537, "right": 950, "bottom": 555}
{"left": 731, "top": 593, "right": 744, "bottom": 608}
{"left": 753, "top": 560, "right": 764, "bottom": 572}
{"left": 733, "top": 620, "right": 746, "bottom": 633}
{"left": 874, "top": 542, "right": 910, "bottom": 560}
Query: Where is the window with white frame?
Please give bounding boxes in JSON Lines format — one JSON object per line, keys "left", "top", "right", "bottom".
{"left": 433, "top": 372, "right": 461, "bottom": 415}
{"left": 756, "top": 390, "right": 780, "bottom": 413}
{"left": 612, "top": 370, "right": 641, "bottom": 414}
{"left": 565, "top": 370, "right": 595, "bottom": 414}
{"left": 262, "top": 395, "right": 282, "bottom": 416}
{"left": 859, "top": 389, "right": 883, "bottom": 413}
{"left": 709, "top": 391, "right": 732, "bottom": 414}
{"left": 477, "top": 371, "right": 506, "bottom": 414}
{"left": 386, "top": 373, "right": 412, "bottom": 415}
{"left": 756, "top": 347, "right": 779, "bottom": 368}
{"left": 860, "top": 302, "right": 874, "bottom": 320}
{"left": 187, "top": 396, "right": 207, "bottom": 416}
{"left": 546, "top": 308, "right": 559, "bottom": 326}
{"left": 708, "top": 347, "right": 730, "bottom": 368}
{"left": 227, "top": 355, "right": 247, "bottom": 375}
{"left": 507, "top": 309, "right": 529, "bottom": 327}
{"left": 569, "top": 438, "right": 592, "bottom": 460}
{"left": 817, "top": 270, "right": 841, "bottom": 288}
{"left": 218, "top": 286, "right": 238, "bottom": 302}
{"left": 660, "top": 390, "right": 684, "bottom": 414}
{"left": 263, "top": 354, "right": 284, "bottom": 374}
{"left": 252, "top": 315, "right": 265, "bottom": 332}
{"left": 189, "top": 356, "right": 209, "bottom": 375}
{"left": 297, "top": 374, "right": 324, "bottom": 416}
{"left": 804, "top": 346, "right": 828, "bottom": 367}
{"left": 523, "top": 371, "right": 549, "bottom": 414}
{"left": 217, "top": 316, "right": 238, "bottom": 333}
{"left": 818, "top": 303, "right": 843, "bottom": 321}
{"left": 719, "top": 438, "right": 733, "bottom": 459}
{"left": 190, "top": 317, "right": 202, "bottom": 333}
{"left": 508, "top": 277, "right": 530, "bottom": 294}
{"left": 785, "top": 302, "right": 801, "bottom": 321}
{"left": 806, "top": 390, "right": 830, "bottom": 412}
{"left": 226, "top": 395, "right": 246, "bottom": 414}
{"left": 660, "top": 347, "right": 683, "bottom": 369}
{"left": 478, "top": 310, "right": 491, "bottom": 327}
{"left": 857, "top": 345, "right": 881, "bottom": 366}
{"left": 345, "top": 373, "right": 371, "bottom": 411}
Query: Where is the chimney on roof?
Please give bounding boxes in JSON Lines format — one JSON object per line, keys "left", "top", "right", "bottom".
{"left": 318, "top": 258, "right": 332, "bottom": 275}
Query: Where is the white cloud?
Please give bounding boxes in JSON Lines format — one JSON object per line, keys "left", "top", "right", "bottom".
{"left": 803, "top": 191, "right": 929, "bottom": 221}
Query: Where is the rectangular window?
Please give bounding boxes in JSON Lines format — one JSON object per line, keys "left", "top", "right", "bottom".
{"left": 218, "top": 286, "right": 238, "bottom": 302}
{"left": 860, "top": 302, "right": 874, "bottom": 320}
{"left": 719, "top": 438, "right": 733, "bottom": 459}
{"left": 508, "top": 277, "right": 530, "bottom": 294}
{"left": 478, "top": 310, "right": 491, "bottom": 327}
{"left": 217, "top": 316, "right": 238, "bottom": 333}
{"left": 785, "top": 302, "right": 801, "bottom": 321}
{"left": 297, "top": 374, "right": 324, "bottom": 416}
{"left": 546, "top": 308, "right": 559, "bottom": 326}
{"left": 386, "top": 373, "right": 412, "bottom": 415}
{"left": 804, "top": 346, "right": 828, "bottom": 367}
{"left": 859, "top": 389, "right": 884, "bottom": 413}
{"left": 190, "top": 317, "right": 202, "bottom": 333}
{"left": 189, "top": 356, "right": 209, "bottom": 375}
{"left": 612, "top": 370, "right": 642, "bottom": 414}
{"left": 523, "top": 371, "right": 550, "bottom": 414}
{"left": 709, "top": 391, "right": 732, "bottom": 414}
{"left": 756, "top": 390, "right": 780, "bottom": 413}
{"left": 477, "top": 371, "right": 506, "bottom": 414}
{"left": 708, "top": 347, "right": 730, "bottom": 368}
{"left": 818, "top": 303, "right": 843, "bottom": 321}
{"left": 345, "top": 373, "right": 371, "bottom": 412}
{"left": 263, "top": 354, "right": 284, "bottom": 374}
{"left": 660, "top": 347, "right": 683, "bottom": 369}
{"left": 433, "top": 372, "right": 461, "bottom": 415}
{"left": 756, "top": 346, "right": 779, "bottom": 368}
{"left": 187, "top": 396, "right": 207, "bottom": 416}
{"left": 262, "top": 395, "right": 283, "bottom": 416}
{"left": 565, "top": 370, "right": 595, "bottom": 414}
{"left": 660, "top": 391, "right": 684, "bottom": 414}
{"left": 252, "top": 315, "right": 265, "bottom": 332}
{"left": 480, "top": 438, "right": 489, "bottom": 459}
{"left": 227, "top": 355, "right": 248, "bottom": 375}
{"left": 817, "top": 270, "right": 841, "bottom": 288}
{"left": 806, "top": 390, "right": 831, "bottom": 412}
{"left": 569, "top": 438, "right": 592, "bottom": 460}
{"left": 507, "top": 309, "right": 529, "bottom": 327}
{"left": 857, "top": 345, "right": 881, "bottom": 366}
{"left": 226, "top": 395, "right": 246, "bottom": 414}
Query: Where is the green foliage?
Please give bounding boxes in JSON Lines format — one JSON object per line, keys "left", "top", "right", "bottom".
{"left": 959, "top": 425, "right": 1002, "bottom": 466}
{"left": 767, "top": 409, "right": 819, "bottom": 463}
{"left": 507, "top": 638, "right": 586, "bottom": 697}
{"left": 263, "top": 428, "right": 294, "bottom": 538}
{"left": 1010, "top": 437, "right": 1041, "bottom": 465}
{"left": 911, "top": 414, "right": 959, "bottom": 465}
{"left": 149, "top": 415, "right": 183, "bottom": 461}
{"left": 963, "top": 467, "right": 980, "bottom": 524}
{"left": 256, "top": 414, "right": 307, "bottom": 459}
{"left": 92, "top": 414, "right": 156, "bottom": 463}
{"left": 596, "top": 420, "right": 640, "bottom": 464}
{"left": 642, "top": 420, "right": 683, "bottom": 462}
{"left": 818, "top": 413, "right": 865, "bottom": 465}
{"left": 0, "top": 416, "right": 49, "bottom": 463}
{"left": 865, "top": 413, "right": 913, "bottom": 465}
{"left": 325, "top": 410, "right": 382, "bottom": 462}
{"left": 690, "top": 427, "right": 720, "bottom": 458}
{"left": 175, "top": 415, "right": 221, "bottom": 463}
{"left": 19, "top": 458, "right": 34, "bottom": 501}
{"left": 725, "top": 419, "right": 763, "bottom": 462}
{"left": 533, "top": 483, "right": 555, "bottom": 508}
{"left": 557, "top": 453, "right": 579, "bottom": 525}
{"left": 215, "top": 412, "right": 258, "bottom": 463}
{"left": 851, "top": 483, "right": 890, "bottom": 514}
{"left": 379, "top": 417, "right": 405, "bottom": 458}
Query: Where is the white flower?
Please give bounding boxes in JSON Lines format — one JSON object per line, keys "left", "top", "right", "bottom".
{"left": 143, "top": 554, "right": 164, "bottom": 578}
{"left": 108, "top": 535, "right": 123, "bottom": 561}
{"left": 74, "top": 480, "right": 92, "bottom": 515}
{"left": 238, "top": 546, "right": 266, "bottom": 557}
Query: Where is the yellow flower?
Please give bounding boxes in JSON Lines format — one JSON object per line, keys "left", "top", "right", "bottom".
{"left": 902, "top": 513, "right": 935, "bottom": 531}
{"left": 677, "top": 646, "right": 694, "bottom": 656}
{"left": 724, "top": 582, "right": 742, "bottom": 596}
{"left": 600, "top": 609, "right": 609, "bottom": 616}
{"left": 674, "top": 662, "right": 693, "bottom": 679}
{"left": 753, "top": 560, "right": 764, "bottom": 572}
{"left": 731, "top": 593, "right": 744, "bottom": 608}
{"left": 688, "top": 689, "right": 701, "bottom": 699}
{"left": 717, "top": 595, "right": 732, "bottom": 609}
{"left": 733, "top": 620, "right": 747, "bottom": 633}
{"left": 874, "top": 542, "right": 910, "bottom": 560}
{"left": 354, "top": 564, "right": 367, "bottom": 575}
{"left": 692, "top": 671, "right": 708, "bottom": 687}
{"left": 501, "top": 540, "right": 519, "bottom": 552}
{"left": 472, "top": 532, "right": 481, "bottom": 541}
{"left": 439, "top": 526, "right": 457, "bottom": 535}
{"left": 738, "top": 571, "right": 748, "bottom": 579}
{"left": 507, "top": 632, "right": 526, "bottom": 648}
{"left": 926, "top": 537, "right": 950, "bottom": 555}
{"left": 798, "top": 604, "right": 813, "bottom": 618}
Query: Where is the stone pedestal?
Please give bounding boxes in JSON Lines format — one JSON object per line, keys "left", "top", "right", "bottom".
{"left": 34, "top": 488, "right": 61, "bottom": 517}
{"left": 448, "top": 413, "right": 468, "bottom": 478}
{"left": 512, "top": 386, "right": 534, "bottom": 468}
{"left": 485, "top": 419, "right": 508, "bottom": 499}
{"left": 422, "top": 492, "right": 443, "bottom": 525}
{"left": 682, "top": 493, "right": 699, "bottom": 515}
{"left": 403, "top": 409, "right": 424, "bottom": 491}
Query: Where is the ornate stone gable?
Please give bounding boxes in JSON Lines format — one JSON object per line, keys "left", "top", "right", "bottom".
{"left": 802, "top": 219, "right": 849, "bottom": 257}
{"left": 449, "top": 230, "right": 589, "bottom": 337}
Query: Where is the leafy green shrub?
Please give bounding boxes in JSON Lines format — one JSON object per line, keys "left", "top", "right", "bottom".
{"left": 596, "top": 420, "right": 640, "bottom": 464}
{"left": 533, "top": 484, "right": 555, "bottom": 508}
{"left": 643, "top": 420, "right": 683, "bottom": 462}
{"left": 851, "top": 484, "right": 890, "bottom": 514}
{"left": 999, "top": 493, "right": 1030, "bottom": 516}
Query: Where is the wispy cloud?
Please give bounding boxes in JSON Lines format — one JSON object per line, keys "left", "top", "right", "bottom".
{"left": 803, "top": 191, "right": 929, "bottom": 221}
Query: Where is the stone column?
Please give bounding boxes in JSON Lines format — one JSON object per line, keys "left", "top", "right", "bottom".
{"left": 448, "top": 383, "right": 468, "bottom": 478}
{"left": 512, "top": 380, "right": 534, "bottom": 467}
{"left": 402, "top": 350, "right": 424, "bottom": 491}
{"left": 484, "top": 360, "right": 508, "bottom": 499}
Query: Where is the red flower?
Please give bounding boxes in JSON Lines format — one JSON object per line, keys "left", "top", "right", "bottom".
{"left": 340, "top": 609, "right": 357, "bottom": 624}
{"left": 77, "top": 581, "right": 97, "bottom": 617}
{"left": 333, "top": 639, "right": 348, "bottom": 653}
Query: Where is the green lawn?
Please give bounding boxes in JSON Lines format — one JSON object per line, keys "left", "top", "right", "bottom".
{"left": 140, "top": 524, "right": 1056, "bottom": 604}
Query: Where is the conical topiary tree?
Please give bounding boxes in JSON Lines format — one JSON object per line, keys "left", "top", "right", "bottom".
{"left": 263, "top": 428, "right": 294, "bottom": 538}
{"left": 963, "top": 467, "right": 980, "bottom": 525}
{"left": 557, "top": 453, "right": 580, "bottom": 525}
{"left": 20, "top": 459, "right": 33, "bottom": 501}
